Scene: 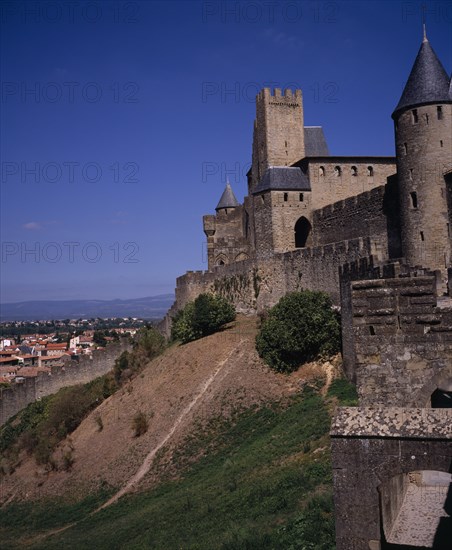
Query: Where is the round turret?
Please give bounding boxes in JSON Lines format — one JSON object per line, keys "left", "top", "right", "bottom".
{"left": 393, "top": 35, "right": 452, "bottom": 278}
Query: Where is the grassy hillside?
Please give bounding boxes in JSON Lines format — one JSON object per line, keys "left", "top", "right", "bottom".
{"left": 0, "top": 316, "right": 357, "bottom": 549}
{"left": 0, "top": 378, "right": 356, "bottom": 549}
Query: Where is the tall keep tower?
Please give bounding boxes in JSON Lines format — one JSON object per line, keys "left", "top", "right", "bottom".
{"left": 250, "top": 88, "right": 305, "bottom": 192}
{"left": 392, "top": 31, "right": 452, "bottom": 282}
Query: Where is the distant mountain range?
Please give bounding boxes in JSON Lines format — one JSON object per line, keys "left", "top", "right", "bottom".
{"left": 0, "top": 295, "right": 175, "bottom": 321}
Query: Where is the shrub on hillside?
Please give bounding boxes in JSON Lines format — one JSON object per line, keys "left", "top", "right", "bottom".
{"left": 256, "top": 291, "right": 340, "bottom": 372}
{"left": 114, "top": 327, "right": 164, "bottom": 382}
{"left": 171, "top": 294, "right": 236, "bottom": 344}
{"left": 132, "top": 411, "right": 148, "bottom": 437}
{"left": 133, "top": 326, "right": 165, "bottom": 359}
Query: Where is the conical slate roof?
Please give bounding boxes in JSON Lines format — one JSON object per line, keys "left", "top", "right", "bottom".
{"left": 215, "top": 182, "right": 240, "bottom": 210}
{"left": 392, "top": 37, "right": 452, "bottom": 118}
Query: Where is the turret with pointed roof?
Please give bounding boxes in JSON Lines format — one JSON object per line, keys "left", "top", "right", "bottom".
{"left": 215, "top": 182, "right": 240, "bottom": 211}
{"left": 392, "top": 30, "right": 452, "bottom": 119}
{"left": 393, "top": 31, "right": 452, "bottom": 284}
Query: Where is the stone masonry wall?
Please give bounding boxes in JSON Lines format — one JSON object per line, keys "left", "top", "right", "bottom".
{"left": 313, "top": 178, "right": 402, "bottom": 258}
{"left": 345, "top": 275, "right": 452, "bottom": 407}
{"left": 0, "top": 339, "right": 130, "bottom": 426}
{"left": 298, "top": 157, "right": 396, "bottom": 211}
{"left": 270, "top": 189, "right": 313, "bottom": 252}
{"left": 203, "top": 205, "right": 251, "bottom": 269}
{"left": 395, "top": 103, "right": 452, "bottom": 274}
{"left": 331, "top": 406, "right": 452, "bottom": 550}
{"left": 251, "top": 88, "right": 304, "bottom": 190}
{"left": 161, "top": 235, "right": 389, "bottom": 337}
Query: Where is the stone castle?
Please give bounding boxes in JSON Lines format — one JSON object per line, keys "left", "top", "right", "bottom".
{"left": 163, "top": 28, "right": 451, "bottom": 320}
{"left": 163, "top": 30, "right": 452, "bottom": 549}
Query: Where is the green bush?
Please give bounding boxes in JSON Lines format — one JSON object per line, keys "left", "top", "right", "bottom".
{"left": 133, "top": 326, "right": 165, "bottom": 359}
{"left": 171, "top": 293, "right": 235, "bottom": 344}
{"left": 256, "top": 291, "right": 340, "bottom": 372}
{"left": 113, "top": 350, "right": 131, "bottom": 383}
{"left": 132, "top": 411, "right": 148, "bottom": 437}
{"left": 114, "top": 327, "right": 165, "bottom": 383}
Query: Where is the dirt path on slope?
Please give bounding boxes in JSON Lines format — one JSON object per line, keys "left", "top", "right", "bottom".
{"left": 96, "top": 339, "right": 245, "bottom": 511}
{"left": 24, "top": 339, "right": 246, "bottom": 545}
{"left": 320, "top": 361, "right": 335, "bottom": 396}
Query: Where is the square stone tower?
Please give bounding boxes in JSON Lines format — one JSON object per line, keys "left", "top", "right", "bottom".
{"left": 250, "top": 88, "right": 305, "bottom": 193}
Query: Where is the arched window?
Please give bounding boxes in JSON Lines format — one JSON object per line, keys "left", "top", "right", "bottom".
{"left": 319, "top": 166, "right": 325, "bottom": 177}
{"left": 367, "top": 166, "right": 374, "bottom": 177}
{"left": 351, "top": 166, "right": 357, "bottom": 177}
{"left": 215, "top": 255, "right": 228, "bottom": 266}
{"left": 294, "top": 217, "right": 312, "bottom": 248}
{"left": 334, "top": 166, "right": 341, "bottom": 177}
{"left": 410, "top": 191, "right": 418, "bottom": 208}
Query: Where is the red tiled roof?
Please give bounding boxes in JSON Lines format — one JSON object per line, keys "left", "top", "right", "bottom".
{"left": 0, "top": 366, "right": 19, "bottom": 374}
{"left": 0, "top": 357, "right": 19, "bottom": 364}
{"left": 46, "top": 343, "right": 67, "bottom": 350}
{"left": 17, "top": 367, "right": 51, "bottom": 377}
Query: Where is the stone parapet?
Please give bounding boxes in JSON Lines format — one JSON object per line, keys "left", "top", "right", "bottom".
{"left": 332, "top": 406, "right": 452, "bottom": 439}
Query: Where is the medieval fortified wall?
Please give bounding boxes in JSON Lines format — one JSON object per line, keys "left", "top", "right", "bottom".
{"left": 0, "top": 339, "right": 130, "bottom": 426}
{"left": 162, "top": 30, "right": 452, "bottom": 550}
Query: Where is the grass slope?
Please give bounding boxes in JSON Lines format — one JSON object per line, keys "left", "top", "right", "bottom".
{"left": 0, "top": 380, "right": 357, "bottom": 550}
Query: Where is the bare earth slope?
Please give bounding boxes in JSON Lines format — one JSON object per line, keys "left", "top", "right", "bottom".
{"left": 1, "top": 316, "right": 332, "bottom": 505}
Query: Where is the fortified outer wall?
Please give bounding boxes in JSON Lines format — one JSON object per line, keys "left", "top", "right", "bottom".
{"left": 161, "top": 235, "right": 388, "bottom": 337}
{"left": 342, "top": 275, "right": 452, "bottom": 407}
{"left": 313, "top": 178, "right": 402, "bottom": 258}
{"left": 257, "top": 237, "right": 384, "bottom": 308}
{"left": 0, "top": 339, "right": 130, "bottom": 426}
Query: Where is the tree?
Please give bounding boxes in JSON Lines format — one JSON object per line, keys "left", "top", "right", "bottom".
{"left": 93, "top": 330, "right": 107, "bottom": 347}
{"left": 256, "top": 291, "right": 340, "bottom": 372}
{"left": 133, "top": 326, "right": 165, "bottom": 359}
{"left": 171, "top": 293, "right": 235, "bottom": 344}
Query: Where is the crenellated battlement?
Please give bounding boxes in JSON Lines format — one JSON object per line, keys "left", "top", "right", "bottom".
{"left": 314, "top": 186, "right": 386, "bottom": 221}
{"left": 257, "top": 87, "right": 302, "bottom": 103}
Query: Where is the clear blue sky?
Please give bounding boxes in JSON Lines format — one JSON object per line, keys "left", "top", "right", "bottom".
{"left": 1, "top": 0, "right": 451, "bottom": 302}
